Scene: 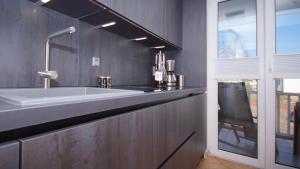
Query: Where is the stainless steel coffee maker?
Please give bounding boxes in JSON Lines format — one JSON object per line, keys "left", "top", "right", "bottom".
{"left": 166, "top": 60, "right": 176, "bottom": 86}
{"left": 153, "top": 51, "right": 167, "bottom": 86}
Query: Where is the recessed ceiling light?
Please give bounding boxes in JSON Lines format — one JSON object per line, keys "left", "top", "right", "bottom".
{"left": 132, "top": 37, "right": 148, "bottom": 41}
{"left": 100, "top": 21, "right": 116, "bottom": 28}
{"left": 151, "top": 46, "right": 166, "bottom": 49}
{"left": 41, "top": 0, "right": 51, "bottom": 3}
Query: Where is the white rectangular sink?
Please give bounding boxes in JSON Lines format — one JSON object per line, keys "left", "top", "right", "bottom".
{"left": 0, "top": 87, "right": 144, "bottom": 106}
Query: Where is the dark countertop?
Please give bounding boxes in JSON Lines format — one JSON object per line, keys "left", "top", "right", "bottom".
{"left": 0, "top": 87, "right": 206, "bottom": 133}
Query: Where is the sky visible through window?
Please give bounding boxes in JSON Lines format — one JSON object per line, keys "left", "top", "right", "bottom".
{"left": 218, "top": 0, "right": 256, "bottom": 59}
{"left": 218, "top": 0, "right": 300, "bottom": 58}
{"left": 276, "top": 8, "right": 300, "bottom": 54}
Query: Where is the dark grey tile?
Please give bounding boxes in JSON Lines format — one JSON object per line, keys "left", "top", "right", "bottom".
{"left": 166, "top": 0, "right": 207, "bottom": 87}
{"left": 0, "top": 0, "right": 153, "bottom": 88}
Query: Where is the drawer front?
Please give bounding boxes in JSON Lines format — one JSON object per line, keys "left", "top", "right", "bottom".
{"left": 21, "top": 108, "right": 153, "bottom": 169}
{"left": 21, "top": 116, "right": 119, "bottom": 169}
{"left": 0, "top": 141, "right": 19, "bottom": 169}
{"left": 153, "top": 96, "right": 199, "bottom": 168}
{"left": 161, "top": 134, "right": 199, "bottom": 169}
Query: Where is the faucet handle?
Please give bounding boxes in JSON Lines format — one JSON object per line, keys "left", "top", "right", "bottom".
{"left": 38, "top": 71, "right": 58, "bottom": 80}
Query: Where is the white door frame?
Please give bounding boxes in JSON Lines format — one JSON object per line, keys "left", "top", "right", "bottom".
{"left": 208, "top": 0, "right": 299, "bottom": 168}
{"left": 265, "top": 0, "right": 298, "bottom": 168}
{"left": 207, "top": 0, "right": 265, "bottom": 168}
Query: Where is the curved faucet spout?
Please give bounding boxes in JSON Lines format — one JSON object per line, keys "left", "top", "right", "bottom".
{"left": 40, "top": 26, "right": 76, "bottom": 88}
{"left": 47, "top": 26, "right": 76, "bottom": 39}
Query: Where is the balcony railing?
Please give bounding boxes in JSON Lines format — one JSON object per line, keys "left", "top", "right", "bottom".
{"left": 276, "top": 92, "right": 300, "bottom": 138}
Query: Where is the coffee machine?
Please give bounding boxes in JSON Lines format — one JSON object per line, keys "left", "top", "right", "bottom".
{"left": 165, "top": 60, "right": 176, "bottom": 86}
{"left": 153, "top": 51, "right": 167, "bottom": 86}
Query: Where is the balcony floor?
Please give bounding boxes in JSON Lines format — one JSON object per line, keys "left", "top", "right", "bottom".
{"left": 197, "top": 156, "right": 257, "bottom": 169}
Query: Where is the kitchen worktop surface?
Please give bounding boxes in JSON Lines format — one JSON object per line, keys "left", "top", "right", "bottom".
{"left": 0, "top": 87, "right": 206, "bottom": 133}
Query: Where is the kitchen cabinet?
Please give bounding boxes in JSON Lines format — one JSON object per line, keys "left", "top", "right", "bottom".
{"left": 110, "top": 0, "right": 182, "bottom": 47}
{"left": 111, "top": 0, "right": 163, "bottom": 37}
{"left": 42, "top": 0, "right": 106, "bottom": 18}
{"left": 161, "top": 134, "right": 199, "bottom": 169}
{"left": 28, "top": 0, "right": 181, "bottom": 49}
{"left": 163, "top": 0, "right": 182, "bottom": 47}
{"left": 19, "top": 94, "right": 205, "bottom": 169}
{"left": 153, "top": 96, "right": 199, "bottom": 168}
{"left": 118, "top": 109, "right": 153, "bottom": 169}
{"left": 21, "top": 116, "right": 119, "bottom": 169}
{"left": 95, "top": 0, "right": 111, "bottom": 8}
{"left": 0, "top": 141, "right": 19, "bottom": 169}
{"left": 20, "top": 108, "right": 153, "bottom": 169}
{"left": 157, "top": 94, "right": 206, "bottom": 169}
{"left": 195, "top": 93, "right": 207, "bottom": 160}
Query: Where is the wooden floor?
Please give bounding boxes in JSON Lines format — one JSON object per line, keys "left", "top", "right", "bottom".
{"left": 197, "top": 156, "right": 257, "bottom": 169}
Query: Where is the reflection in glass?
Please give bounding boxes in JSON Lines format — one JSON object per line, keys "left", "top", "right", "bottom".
{"left": 218, "top": 80, "right": 258, "bottom": 158}
{"left": 218, "top": 0, "right": 257, "bottom": 59}
{"left": 275, "top": 79, "right": 300, "bottom": 168}
{"left": 276, "top": 0, "right": 300, "bottom": 55}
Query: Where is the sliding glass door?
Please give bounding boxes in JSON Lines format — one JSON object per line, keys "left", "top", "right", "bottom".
{"left": 265, "top": 0, "right": 300, "bottom": 168}
{"left": 207, "top": 0, "right": 265, "bottom": 168}
{"left": 217, "top": 0, "right": 259, "bottom": 159}
{"left": 208, "top": 0, "right": 300, "bottom": 167}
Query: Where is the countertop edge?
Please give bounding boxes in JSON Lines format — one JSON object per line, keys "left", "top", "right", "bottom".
{"left": 0, "top": 88, "right": 206, "bottom": 133}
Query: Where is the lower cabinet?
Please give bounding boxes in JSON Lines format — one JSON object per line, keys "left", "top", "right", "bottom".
{"left": 195, "top": 93, "right": 207, "bottom": 159}
{"left": 160, "top": 134, "right": 199, "bottom": 169}
{"left": 0, "top": 141, "right": 19, "bottom": 169}
{"left": 159, "top": 94, "right": 207, "bottom": 169}
{"left": 20, "top": 107, "right": 154, "bottom": 169}
{"left": 19, "top": 94, "right": 206, "bottom": 169}
{"left": 153, "top": 95, "right": 199, "bottom": 168}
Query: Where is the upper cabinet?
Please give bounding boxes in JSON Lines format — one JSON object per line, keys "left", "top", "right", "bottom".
{"left": 163, "top": 0, "right": 182, "bottom": 47}
{"left": 42, "top": 0, "right": 105, "bottom": 18}
{"left": 110, "top": 0, "right": 182, "bottom": 47}
{"left": 95, "top": 0, "right": 111, "bottom": 8}
{"left": 110, "top": 0, "right": 164, "bottom": 39}
{"left": 28, "top": 0, "right": 182, "bottom": 50}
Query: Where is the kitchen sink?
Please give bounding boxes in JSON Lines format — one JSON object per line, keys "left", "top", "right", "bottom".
{"left": 0, "top": 87, "right": 144, "bottom": 106}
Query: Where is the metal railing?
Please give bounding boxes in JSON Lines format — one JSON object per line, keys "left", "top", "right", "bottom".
{"left": 247, "top": 91, "right": 258, "bottom": 122}
{"left": 276, "top": 92, "right": 300, "bottom": 139}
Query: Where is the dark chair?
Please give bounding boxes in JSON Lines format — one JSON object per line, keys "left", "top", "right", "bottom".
{"left": 218, "top": 82, "right": 257, "bottom": 143}
{"left": 294, "top": 102, "right": 300, "bottom": 155}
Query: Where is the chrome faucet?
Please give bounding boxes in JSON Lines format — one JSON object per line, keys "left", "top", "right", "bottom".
{"left": 38, "top": 26, "right": 76, "bottom": 88}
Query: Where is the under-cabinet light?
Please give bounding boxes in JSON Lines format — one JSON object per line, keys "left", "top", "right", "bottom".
{"left": 151, "top": 46, "right": 166, "bottom": 49}
{"left": 100, "top": 22, "right": 116, "bottom": 28}
{"left": 41, "top": 0, "right": 51, "bottom": 3}
{"left": 132, "top": 37, "right": 148, "bottom": 41}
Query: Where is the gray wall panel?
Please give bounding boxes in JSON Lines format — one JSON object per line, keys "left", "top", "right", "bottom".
{"left": 167, "top": 0, "right": 207, "bottom": 87}
{"left": 0, "top": 0, "right": 153, "bottom": 88}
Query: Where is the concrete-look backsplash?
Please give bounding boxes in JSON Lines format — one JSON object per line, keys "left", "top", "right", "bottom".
{"left": 167, "top": 0, "right": 206, "bottom": 88}
{"left": 0, "top": 0, "right": 154, "bottom": 88}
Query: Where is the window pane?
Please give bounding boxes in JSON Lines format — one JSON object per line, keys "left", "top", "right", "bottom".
{"left": 275, "top": 79, "right": 300, "bottom": 168}
{"left": 218, "top": 0, "right": 257, "bottom": 59}
{"left": 276, "top": 0, "right": 300, "bottom": 55}
{"left": 218, "top": 80, "right": 258, "bottom": 158}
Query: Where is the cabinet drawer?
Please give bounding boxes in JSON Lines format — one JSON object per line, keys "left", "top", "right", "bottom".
{"left": 161, "top": 134, "right": 199, "bottom": 169}
{"left": 20, "top": 108, "right": 153, "bottom": 169}
{"left": 0, "top": 141, "right": 19, "bottom": 169}
{"left": 153, "top": 96, "right": 198, "bottom": 168}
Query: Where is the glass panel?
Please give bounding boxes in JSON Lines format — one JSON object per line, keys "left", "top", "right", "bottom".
{"left": 275, "top": 79, "right": 300, "bottom": 168}
{"left": 218, "top": 80, "right": 258, "bottom": 158}
{"left": 218, "top": 0, "right": 257, "bottom": 59}
{"left": 276, "top": 0, "right": 300, "bottom": 55}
